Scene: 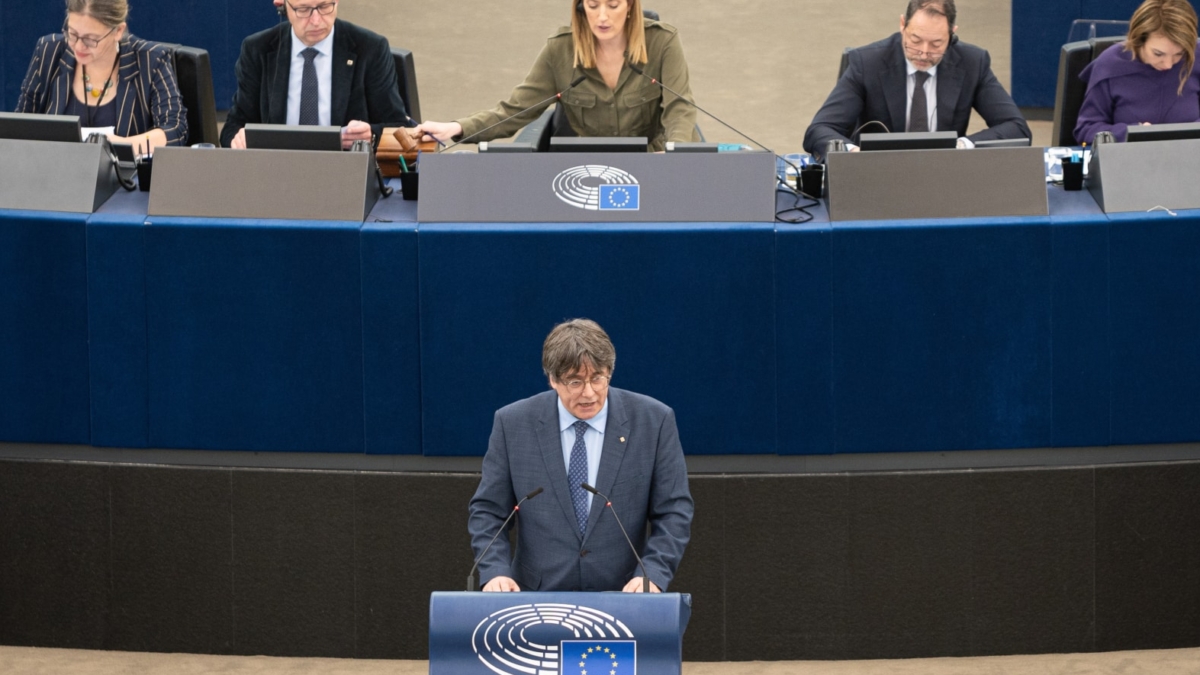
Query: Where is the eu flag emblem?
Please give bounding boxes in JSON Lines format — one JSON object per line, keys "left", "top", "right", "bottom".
{"left": 598, "top": 184, "right": 640, "bottom": 211}
{"left": 560, "top": 640, "right": 636, "bottom": 675}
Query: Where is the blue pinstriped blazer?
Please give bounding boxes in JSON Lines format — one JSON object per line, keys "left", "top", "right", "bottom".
{"left": 16, "top": 33, "right": 188, "bottom": 146}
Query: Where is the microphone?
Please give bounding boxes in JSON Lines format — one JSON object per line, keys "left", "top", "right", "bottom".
{"left": 580, "top": 482, "right": 650, "bottom": 593}
{"left": 467, "top": 487, "right": 544, "bottom": 591}
{"left": 440, "top": 75, "right": 588, "bottom": 151}
{"left": 626, "top": 63, "right": 816, "bottom": 201}
{"left": 626, "top": 62, "right": 775, "bottom": 156}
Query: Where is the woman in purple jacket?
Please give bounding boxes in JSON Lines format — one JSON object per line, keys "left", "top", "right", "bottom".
{"left": 1074, "top": 0, "right": 1200, "bottom": 144}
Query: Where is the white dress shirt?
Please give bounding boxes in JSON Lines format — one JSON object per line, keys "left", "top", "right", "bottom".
{"left": 286, "top": 26, "right": 335, "bottom": 126}
{"left": 557, "top": 397, "right": 608, "bottom": 514}
{"left": 905, "top": 60, "right": 939, "bottom": 133}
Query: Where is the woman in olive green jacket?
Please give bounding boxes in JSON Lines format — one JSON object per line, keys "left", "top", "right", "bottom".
{"left": 415, "top": 0, "right": 698, "bottom": 152}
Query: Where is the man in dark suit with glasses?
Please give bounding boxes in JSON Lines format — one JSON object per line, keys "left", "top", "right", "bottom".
{"left": 221, "top": 0, "right": 409, "bottom": 148}
{"left": 803, "top": 0, "right": 1030, "bottom": 158}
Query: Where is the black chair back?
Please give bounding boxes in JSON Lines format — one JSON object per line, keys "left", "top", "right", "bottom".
{"left": 157, "top": 43, "right": 218, "bottom": 146}
{"left": 643, "top": 9, "right": 660, "bottom": 21}
{"left": 837, "top": 47, "right": 853, "bottom": 81}
{"left": 391, "top": 47, "right": 421, "bottom": 122}
{"left": 1051, "top": 35, "right": 1123, "bottom": 146}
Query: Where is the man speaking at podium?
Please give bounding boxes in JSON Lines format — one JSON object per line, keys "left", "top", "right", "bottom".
{"left": 469, "top": 319, "right": 693, "bottom": 593}
{"left": 221, "top": 0, "right": 409, "bottom": 148}
{"left": 803, "top": 0, "right": 1029, "bottom": 156}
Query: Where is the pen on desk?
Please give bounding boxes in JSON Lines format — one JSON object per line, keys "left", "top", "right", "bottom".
{"left": 408, "top": 116, "right": 445, "bottom": 148}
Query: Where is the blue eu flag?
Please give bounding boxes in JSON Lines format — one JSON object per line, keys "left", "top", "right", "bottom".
{"left": 560, "top": 640, "right": 636, "bottom": 675}
{"left": 598, "top": 184, "right": 640, "bottom": 211}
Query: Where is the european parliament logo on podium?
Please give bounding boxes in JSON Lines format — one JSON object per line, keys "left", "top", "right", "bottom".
{"left": 552, "top": 165, "right": 641, "bottom": 211}
{"left": 561, "top": 640, "right": 636, "bottom": 674}
{"left": 429, "top": 592, "right": 689, "bottom": 675}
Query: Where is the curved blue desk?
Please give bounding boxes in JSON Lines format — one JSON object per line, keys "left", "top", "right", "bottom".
{"left": 2, "top": 184, "right": 1197, "bottom": 456}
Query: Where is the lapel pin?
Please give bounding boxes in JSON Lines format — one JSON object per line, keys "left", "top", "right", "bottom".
{"left": 347, "top": 59, "right": 354, "bottom": 66}
{"left": 620, "top": 437, "right": 626, "bottom": 443}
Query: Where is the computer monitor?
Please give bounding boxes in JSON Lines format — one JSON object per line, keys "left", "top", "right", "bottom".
{"left": 244, "top": 123, "right": 342, "bottom": 151}
{"left": 1126, "top": 122, "right": 1200, "bottom": 143}
{"left": 858, "top": 131, "right": 957, "bottom": 151}
{"left": 549, "top": 136, "right": 648, "bottom": 153}
{"left": 973, "top": 137, "right": 1033, "bottom": 148}
{"left": 0, "top": 112, "right": 82, "bottom": 143}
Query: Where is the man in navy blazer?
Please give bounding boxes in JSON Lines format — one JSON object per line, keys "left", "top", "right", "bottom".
{"left": 469, "top": 319, "right": 694, "bottom": 593}
{"left": 803, "top": 0, "right": 1029, "bottom": 157}
{"left": 221, "top": 0, "right": 408, "bottom": 148}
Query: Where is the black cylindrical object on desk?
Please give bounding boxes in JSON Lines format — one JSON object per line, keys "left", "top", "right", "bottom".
{"left": 136, "top": 157, "right": 153, "bottom": 192}
{"left": 399, "top": 171, "right": 418, "bottom": 201}
{"left": 1062, "top": 159, "right": 1084, "bottom": 191}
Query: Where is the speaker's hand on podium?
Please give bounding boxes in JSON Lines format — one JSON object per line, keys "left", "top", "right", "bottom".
{"left": 622, "top": 577, "right": 661, "bottom": 593}
{"left": 483, "top": 576, "right": 521, "bottom": 592}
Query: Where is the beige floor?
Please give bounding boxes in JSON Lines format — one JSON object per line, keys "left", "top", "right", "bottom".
{"left": 336, "top": 0, "right": 1056, "bottom": 150}
{"left": 3, "top": 646, "right": 1199, "bottom": 675}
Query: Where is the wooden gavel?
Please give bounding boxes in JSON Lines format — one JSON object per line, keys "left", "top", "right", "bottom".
{"left": 377, "top": 127, "right": 438, "bottom": 177}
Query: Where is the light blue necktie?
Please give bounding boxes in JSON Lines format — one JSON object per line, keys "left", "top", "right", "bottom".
{"left": 567, "top": 420, "right": 590, "bottom": 536}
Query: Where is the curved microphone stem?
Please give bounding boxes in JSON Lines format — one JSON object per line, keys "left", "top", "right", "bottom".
{"left": 441, "top": 75, "right": 587, "bottom": 152}
{"left": 627, "top": 63, "right": 776, "bottom": 156}
{"left": 467, "top": 487, "right": 544, "bottom": 591}
{"left": 626, "top": 63, "right": 809, "bottom": 192}
{"left": 581, "top": 482, "right": 650, "bottom": 593}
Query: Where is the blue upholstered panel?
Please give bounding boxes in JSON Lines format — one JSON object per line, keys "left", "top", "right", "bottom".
{"left": 360, "top": 221, "right": 421, "bottom": 455}
{"left": 144, "top": 218, "right": 365, "bottom": 452}
{"left": 830, "top": 218, "right": 1054, "bottom": 453}
{"left": 1010, "top": 0, "right": 1134, "bottom": 107}
{"left": 86, "top": 197, "right": 151, "bottom": 448}
{"left": 418, "top": 222, "right": 777, "bottom": 457}
{"left": 0, "top": 0, "right": 57, "bottom": 110}
{"left": 1109, "top": 210, "right": 1200, "bottom": 444}
{"left": 1049, "top": 194, "right": 1110, "bottom": 447}
{"left": 776, "top": 222, "right": 835, "bottom": 455}
{"left": 0, "top": 209, "right": 90, "bottom": 443}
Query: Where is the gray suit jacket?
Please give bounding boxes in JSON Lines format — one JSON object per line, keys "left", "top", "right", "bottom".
{"left": 469, "top": 387, "right": 693, "bottom": 592}
{"left": 802, "top": 32, "right": 1030, "bottom": 157}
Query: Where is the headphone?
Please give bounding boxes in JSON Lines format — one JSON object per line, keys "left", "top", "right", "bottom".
{"left": 277, "top": 3, "right": 286, "bottom": 19}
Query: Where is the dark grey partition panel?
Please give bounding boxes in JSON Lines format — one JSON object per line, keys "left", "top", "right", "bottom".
{"left": 0, "top": 139, "right": 118, "bottom": 213}
{"left": 419, "top": 151, "right": 776, "bottom": 223}
{"left": 1087, "top": 138, "right": 1200, "bottom": 213}
{"left": 827, "top": 147, "right": 1048, "bottom": 221}
{"left": 148, "top": 146, "right": 378, "bottom": 222}
{"left": 2, "top": 458, "right": 1198, "bottom": 661}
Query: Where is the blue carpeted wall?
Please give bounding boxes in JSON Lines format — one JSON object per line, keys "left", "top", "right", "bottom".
{"left": 1010, "top": 0, "right": 1158, "bottom": 107}
{"left": 1, "top": 0, "right": 277, "bottom": 112}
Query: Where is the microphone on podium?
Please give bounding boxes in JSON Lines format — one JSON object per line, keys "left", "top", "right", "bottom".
{"left": 467, "top": 487, "right": 544, "bottom": 591}
{"left": 581, "top": 482, "right": 650, "bottom": 594}
{"left": 440, "top": 75, "right": 588, "bottom": 152}
{"left": 626, "top": 62, "right": 776, "bottom": 156}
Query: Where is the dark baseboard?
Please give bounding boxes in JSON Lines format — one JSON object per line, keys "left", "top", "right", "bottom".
{"left": 1, "top": 458, "right": 1197, "bottom": 660}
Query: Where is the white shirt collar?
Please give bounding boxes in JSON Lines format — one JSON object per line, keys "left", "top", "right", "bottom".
{"left": 557, "top": 397, "right": 609, "bottom": 435}
{"left": 905, "top": 59, "right": 939, "bottom": 79}
{"left": 291, "top": 23, "right": 335, "bottom": 60}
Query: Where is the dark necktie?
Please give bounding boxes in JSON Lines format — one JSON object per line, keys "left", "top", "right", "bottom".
{"left": 909, "top": 70, "right": 931, "bottom": 132}
{"left": 299, "top": 47, "right": 320, "bottom": 126}
{"left": 567, "top": 421, "right": 590, "bottom": 536}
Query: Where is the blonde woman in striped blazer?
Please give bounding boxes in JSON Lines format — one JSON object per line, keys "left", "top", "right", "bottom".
{"left": 16, "top": 0, "right": 187, "bottom": 152}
